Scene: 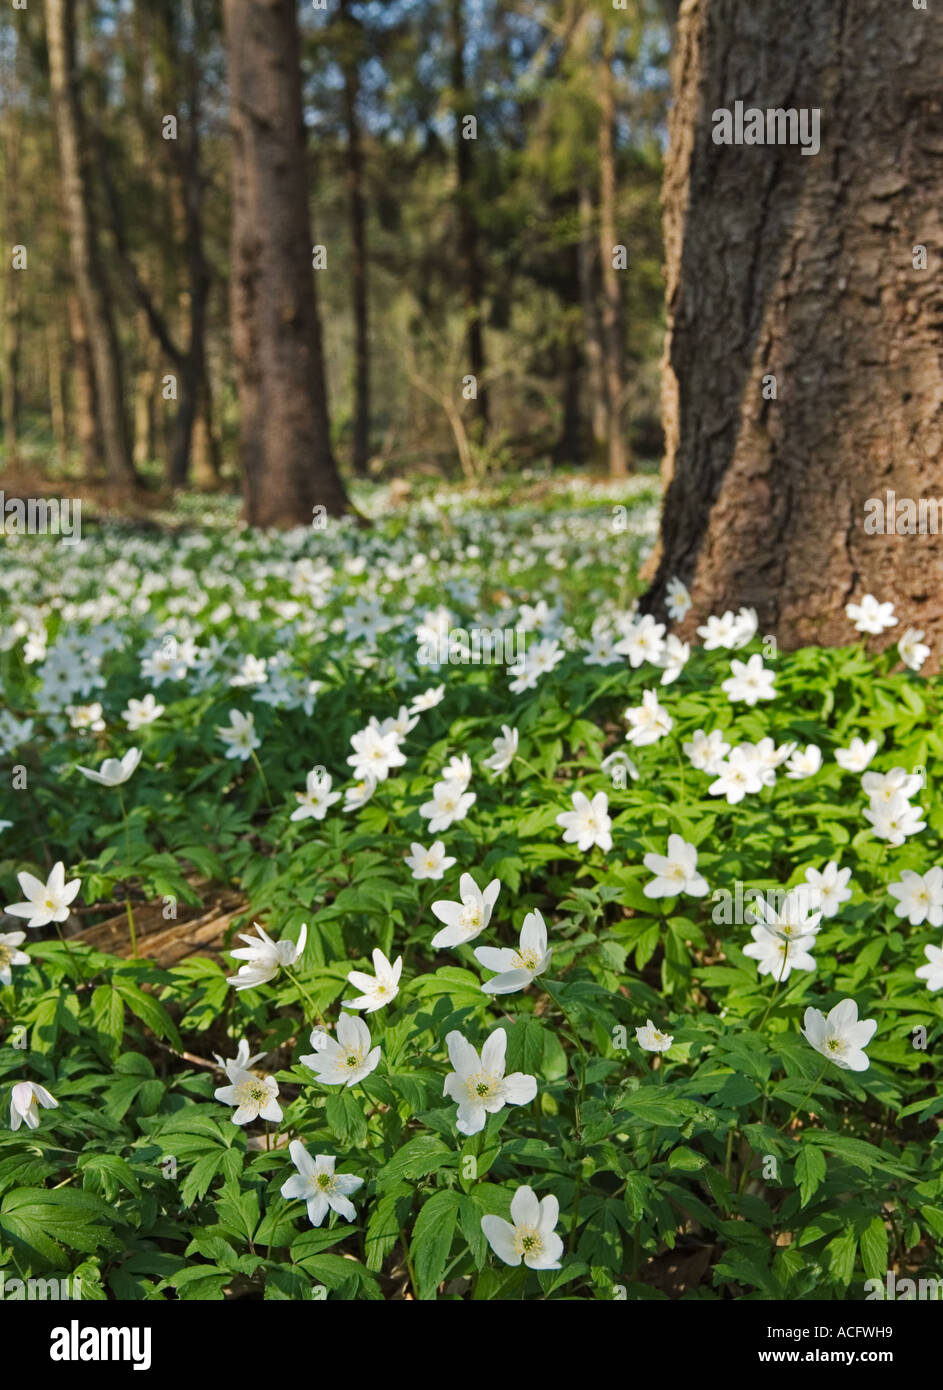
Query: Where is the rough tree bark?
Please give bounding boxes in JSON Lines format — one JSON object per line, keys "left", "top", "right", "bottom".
{"left": 644, "top": 0, "right": 943, "bottom": 657}
{"left": 339, "top": 0, "right": 371, "bottom": 477}
{"left": 450, "top": 0, "right": 488, "bottom": 434}
{"left": 45, "top": 0, "right": 137, "bottom": 490}
{"left": 222, "top": 0, "right": 348, "bottom": 526}
{"left": 598, "top": 26, "right": 629, "bottom": 479}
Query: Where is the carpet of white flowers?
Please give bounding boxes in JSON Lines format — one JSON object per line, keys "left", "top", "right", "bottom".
{"left": 1, "top": 474, "right": 942, "bottom": 1301}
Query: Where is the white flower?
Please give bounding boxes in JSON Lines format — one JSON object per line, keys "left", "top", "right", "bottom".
{"left": 280, "top": 1141, "right": 363, "bottom": 1227}
{"left": 431, "top": 872, "right": 501, "bottom": 949}
{"left": 732, "top": 607, "right": 759, "bottom": 648}
{"left": 481, "top": 1186, "right": 563, "bottom": 1270}
{"left": 214, "top": 1067, "right": 282, "bottom": 1125}
{"left": 862, "top": 767, "right": 922, "bottom": 805}
{"left": 556, "top": 790, "right": 612, "bottom": 854}
{"left": 665, "top": 577, "right": 691, "bottom": 622}
{"left": 643, "top": 834, "right": 708, "bottom": 899}
{"left": 899, "top": 627, "right": 930, "bottom": 672}
{"left": 834, "top": 737, "right": 878, "bottom": 772}
{"left": 443, "top": 1027, "right": 537, "bottom": 1136}
{"left": 300, "top": 1013, "right": 381, "bottom": 1087}
{"left": 617, "top": 614, "right": 666, "bottom": 669}
{"left": 863, "top": 791, "right": 926, "bottom": 846}
{"left": 409, "top": 685, "right": 445, "bottom": 714}
{"left": 658, "top": 633, "right": 690, "bottom": 686}
{"left": 9, "top": 1080, "right": 58, "bottom": 1131}
{"left": 290, "top": 769, "right": 342, "bottom": 822}
{"left": 784, "top": 744, "right": 822, "bottom": 779}
{"left": 483, "top": 725, "right": 518, "bottom": 775}
{"left": 213, "top": 1038, "right": 265, "bottom": 1079}
{"left": 67, "top": 702, "right": 105, "bottom": 733}
{"left": 342, "top": 948, "right": 403, "bottom": 1013}
{"left": 76, "top": 746, "right": 142, "bottom": 786}
{"left": 846, "top": 594, "right": 897, "bottom": 635}
{"left": 226, "top": 922, "right": 307, "bottom": 990}
{"left": 888, "top": 868, "right": 943, "bottom": 927}
{"left": 441, "top": 753, "right": 473, "bottom": 789}
{"left": 721, "top": 654, "right": 776, "bottom": 707}
{"left": 4, "top": 861, "right": 81, "bottom": 928}
{"left": 748, "top": 737, "right": 794, "bottom": 786}
{"left": 0, "top": 931, "right": 29, "bottom": 984}
{"left": 708, "top": 745, "right": 764, "bottom": 804}
{"left": 404, "top": 840, "right": 456, "bottom": 880}
{"left": 474, "top": 910, "right": 551, "bottom": 994}
{"left": 801, "top": 999, "right": 876, "bottom": 1071}
{"left": 122, "top": 693, "right": 165, "bottom": 730}
{"left": 419, "top": 777, "right": 475, "bottom": 833}
{"left": 803, "top": 862, "right": 852, "bottom": 919}
{"left": 752, "top": 885, "right": 823, "bottom": 940}
{"left": 636, "top": 1020, "right": 673, "bottom": 1053}
{"left": 683, "top": 729, "right": 730, "bottom": 774}
{"left": 600, "top": 749, "right": 639, "bottom": 781}
{"left": 696, "top": 610, "right": 741, "bottom": 650}
{"left": 916, "top": 944, "right": 943, "bottom": 993}
{"left": 344, "top": 775, "right": 377, "bottom": 811}
{"left": 624, "top": 690, "right": 672, "bottom": 746}
{"left": 216, "top": 710, "right": 260, "bottom": 761}
{"left": 743, "top": 926, "right": 817, "bottom": 981}
{"left": 346, "top": 726, "right": 406, "bottom": 782}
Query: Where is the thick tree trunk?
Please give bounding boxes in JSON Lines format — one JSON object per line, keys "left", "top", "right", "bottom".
{"left": 47, "top": 322, "right": 69, "bottom": 468}
{"left": 222, "top": 0, "right": 348, "bottom": 526}
{"left": 339, "top": 0, "right": 371, "bottom": 477}
{"left": 644, "top": 0, "right": 943, "bottom": 658}
{"left": 598, "top": 30, "right": 629, "bottom": 479}
{"left": 45, "top": 0, "right": 136, "bottom": 490}
{"left": 450, "top": 0, "right": 488, "bottom": 434}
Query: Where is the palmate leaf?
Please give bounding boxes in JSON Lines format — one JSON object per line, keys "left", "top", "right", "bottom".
{"left": 410, "top": 1189, "right": 461, "bottom": 1300}
{"left": 0, "top": 1187, "right": 119, "bottom": 1269}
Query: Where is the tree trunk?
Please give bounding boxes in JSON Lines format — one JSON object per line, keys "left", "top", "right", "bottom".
{"left": 450, "top": 0, "right": 488, "bottom": 434}
{"left": 578, "top": 179, "right": 608, "bottom": 461}
{"left": 644, "top": 0, "right": 943, "bottom": 658}
{"left": 47, "top": 322, "right": 69, "bottom": 468}
{"left": 67, "top": 290, "right": 103, "bottom": 480}
{"left": 222, "top": 0, "right": 348, "bottom": 526}
{"left": 598, "top": 29, "right": 629, "bottom": 479}
{"left": 339, "top": 0, "right": 371, "bottom": 477}
{"left": 45, "top": 0, "right": 136, "bottom": 490}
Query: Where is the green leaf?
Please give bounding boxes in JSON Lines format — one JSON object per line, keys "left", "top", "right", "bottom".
{"left": 410, "top": 1189, "right": 461, "bottom": 1300}
{"left": 795, "top": 1144, "right": 827, "bottom": 1208}
{"left": 859, "top": 1217, "right": 889, "bottom": 1281}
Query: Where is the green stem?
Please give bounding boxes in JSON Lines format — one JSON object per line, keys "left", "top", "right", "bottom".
{"left": 285, "top": 966, "right": 319, "bottom": 1024}
{"left": 250, "top": 750, "right": 273, "bottom": 808}
{"left": 779, "top": 1059, "right": 830, "bottom": 1132}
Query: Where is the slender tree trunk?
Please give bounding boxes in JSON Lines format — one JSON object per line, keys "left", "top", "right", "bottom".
{"left": 644, "top": 0, "right": 943, "bottom": 658}
{"left": 578, "top": 179, "right": 608, "bottom": 461}
{"left": 222, "top": 0, "right": 348, "bottom": 526}
{"left": 47, "top": 322, "right": 69, "bottom": 467}
{"left": 67, "top": 289, "right": 102, "bottom": 479}
{"left": 598, "top": 29, "right": 628, "bottom": 479}
{"left": 450, "top": 0, "right": 488, "bottom": 434}
{"left": 339, "top": 0, "right": 371, "bottom": 477}
{"left": 45, "top": 0, "right": 136, "bottom": 490}
{"left": 1, "top": 267, "right": 19, "bottom": 463}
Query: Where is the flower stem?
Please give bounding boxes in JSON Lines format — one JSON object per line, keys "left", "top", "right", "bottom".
{"left": 779, "top": 1059, "right": 830, "bottom": 1132}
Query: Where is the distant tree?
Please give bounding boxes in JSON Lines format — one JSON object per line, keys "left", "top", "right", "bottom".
{"left": 337, "top": 0, "right": 371, "bottom": 477}
{"left": 45, "top": 0, "right": 137, "bottom": 489}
